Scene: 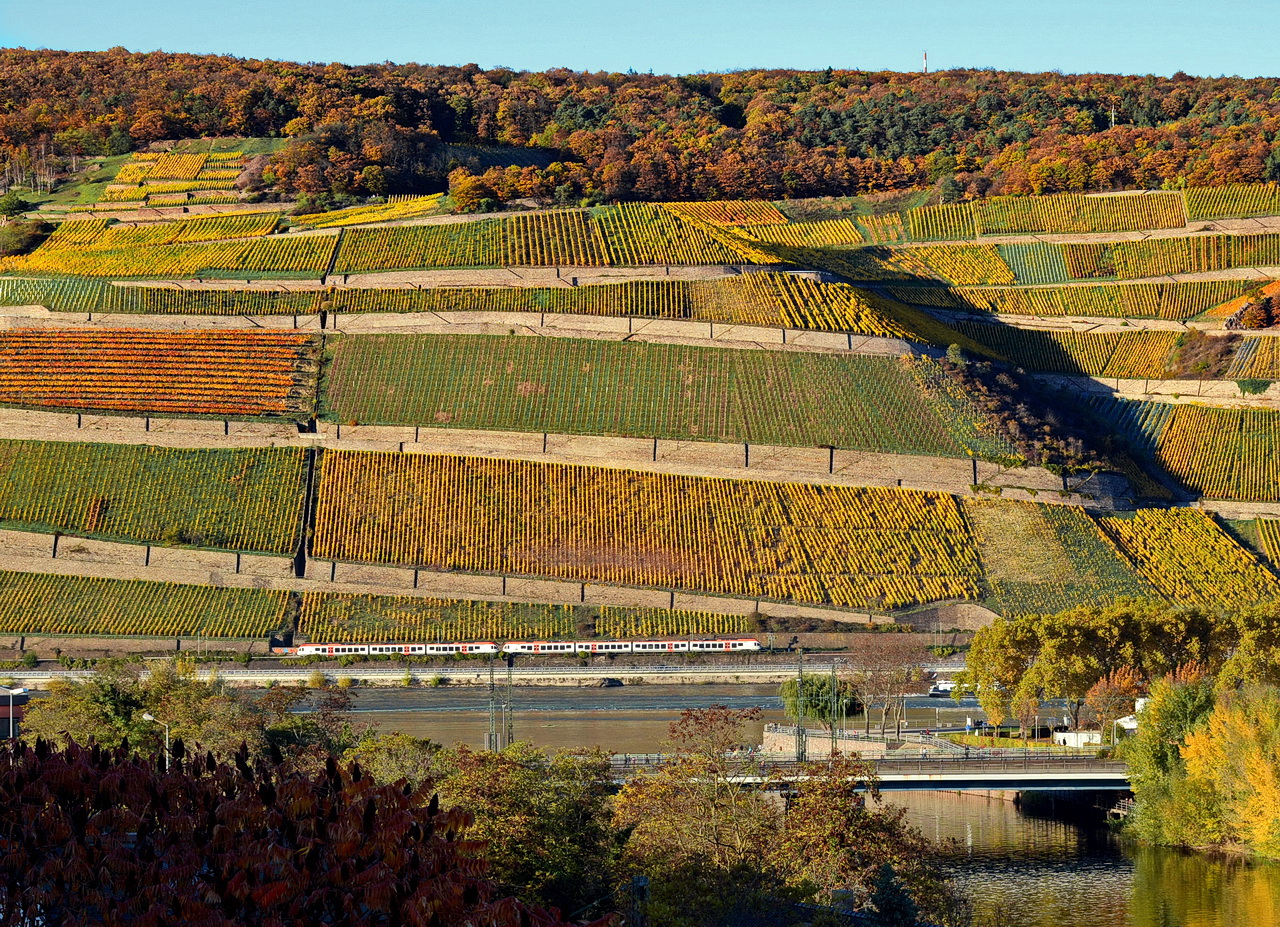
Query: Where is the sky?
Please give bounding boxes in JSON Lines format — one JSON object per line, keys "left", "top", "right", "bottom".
{"left": 0, "top": 0, "right": 1275, "bottom": 78}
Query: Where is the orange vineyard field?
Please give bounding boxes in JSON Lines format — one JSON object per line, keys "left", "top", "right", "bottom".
{"left": 0, "top": 329, "right": 320, "bottom": 418}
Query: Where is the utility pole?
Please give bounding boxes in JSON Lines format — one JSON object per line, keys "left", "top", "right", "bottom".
{"left": 486, "top": 659, "right": 498, "bottom": 750}
{"left": 503, "top": 656, "right": 515, "bottom": 748}
{"left": 794, "top": 650, "right": 806, "bottom": 763}
{"left": 829, "top": 664, "right": 839, "bottom": 756}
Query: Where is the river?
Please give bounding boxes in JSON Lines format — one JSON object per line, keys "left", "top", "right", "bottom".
{"left": 330, "top": 684, "right": 1280, "bottom": 927}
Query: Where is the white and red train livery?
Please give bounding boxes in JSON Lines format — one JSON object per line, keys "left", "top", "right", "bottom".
{"left": 501, "top": 639, "right": 762, "bottom": 654}
{"left": 276, "top": 638, "right": 762, "bottom": 657}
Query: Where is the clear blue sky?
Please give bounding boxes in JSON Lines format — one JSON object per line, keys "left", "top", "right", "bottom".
{"left": 0, "top": 0, "right": 1274, "bottom": 78}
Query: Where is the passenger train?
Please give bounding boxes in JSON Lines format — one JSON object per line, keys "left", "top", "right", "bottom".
{"left": 275, "top": 638, "right": 763, "bottom": 657}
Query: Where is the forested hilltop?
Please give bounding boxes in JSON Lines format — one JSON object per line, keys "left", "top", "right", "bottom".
{"left": 4, "top": 47, "right": 1280, "bottom": 202}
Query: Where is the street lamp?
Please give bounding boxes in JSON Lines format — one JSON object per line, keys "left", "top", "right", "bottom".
{"left": 141, "top": 712, "right": 170, "bottom": 771}
{"left": 0, "top": 685, "right": 26, "bottom": 739}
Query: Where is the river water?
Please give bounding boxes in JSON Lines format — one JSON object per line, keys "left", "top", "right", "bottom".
{"left": 332, "top": 685, "right": 1280, "bottom": 927}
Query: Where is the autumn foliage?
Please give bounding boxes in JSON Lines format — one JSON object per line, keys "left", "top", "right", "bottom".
{"left": 0, "top": 736, "right": 580, "bottom": 927}
{"left": 7, "top": 50, "right": 1280, "bottom": 203}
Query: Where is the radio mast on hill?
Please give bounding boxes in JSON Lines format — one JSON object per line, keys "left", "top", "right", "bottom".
{"left": 923, "top": 51, "right": 928, "bottom": 74}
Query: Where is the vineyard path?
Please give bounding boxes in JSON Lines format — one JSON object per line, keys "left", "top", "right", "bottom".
{"left": 0, "top": 408, "right": 1096, "bottom": 506}
{"left": 0, "top": 528, "right": 885, "bottom": 626}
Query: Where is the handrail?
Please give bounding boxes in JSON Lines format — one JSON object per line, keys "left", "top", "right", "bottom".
{"left": 606, "top": 752, "right": 1126, "bottom": 773}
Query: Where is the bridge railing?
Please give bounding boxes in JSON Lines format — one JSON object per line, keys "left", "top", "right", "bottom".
{"left": 607, "top": 752, "right": 1127, "bottom": 776}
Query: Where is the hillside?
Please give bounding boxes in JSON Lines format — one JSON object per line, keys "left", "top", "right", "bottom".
{"left": 5, "top": 50, "right": 1280, "bottom": 208}
{"left": 4, "top": 165, "right": 1280, "bottom": 657}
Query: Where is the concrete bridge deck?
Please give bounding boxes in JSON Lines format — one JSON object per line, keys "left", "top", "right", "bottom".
{"left": 607, "top": 754, "right": 1129, "bottom": 791}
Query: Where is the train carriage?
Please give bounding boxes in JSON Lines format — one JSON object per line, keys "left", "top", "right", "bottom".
{"left": 277, "top": 638, "right": 761, "bottom": 656}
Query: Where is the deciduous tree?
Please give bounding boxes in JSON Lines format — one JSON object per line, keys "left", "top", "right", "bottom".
{"left": 0, "top": 737, "right": 581, "bottom": 927}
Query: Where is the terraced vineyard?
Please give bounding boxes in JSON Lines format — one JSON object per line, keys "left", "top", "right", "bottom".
{"left": 42, "top": 213, "right": 279, "bottom": 250}
{"left": 298, "top": 594, "right": 578, "bottom": 642}
{"left": 0, "top": 329, "right": 319, "bottom": 418}
{"left": 1229, "top": 336, "right": 1280, "bottom": 379}
{"left": 857, "top": 213, "right": 907, "bottom": 244}
{"left": 333, "top": 221, "right": 506, "bottom": 272}
{"left": 594, "top": 203, "right": 753, "bottom": 265}
{"left": 1058, "top": 234, "right": 1280, "bottom": 280}
{"left": 1086, "top": 398, "right": 1280, "bottom": 503}
{"left": 953, "top": 323, "right": 1180, "bottom": 378}
{"left": 311, "top": 452, "right": 985, "bottom": 610}
{"left": 1185, "top": 184, "right": 1280, "bottom": 220}
{"left": 297, "top": 594, "right": 751, "bottom": 642}
{"left": 1154, "top": 405, "right": 1280, "bottom": 502}
{"left": 895, "top": 280, "right": 1253, "bottom": 320}
{"left": 0, "top": 441, "right": 306, "bottom": 553}
{"left": 11, "top": 182, "right": 1280, "bottom": 642}
{"left": 4, "top": 226, "right": 336, "bottom": 279}
{"left": 503, "top": 211, "right": 609, "bottom": 266}
{"left": 324, "top": 334, "right": 984, "bottom": 456}
{"left": 1259, "top": 519, "right": 1280, "bottom": 564}
{"left": 663, "top": 201, "right": 788, "bottom": 226}
{"left": 819, "top": 244, "right": 1014, "bottom": 285}
{"left": 965, "top": 500, "right": 1156, "bottom": 617}
{"left": 97, "top": 151, "right": 249, "bottom": 205}
{"left": 0, "top": 272, "right": 929, "bottom": 338}
{"left": 907, "top": 203, "right": 977, "bottom": 241}
{"left": 996, "top": 243, "right": 1070, "bottom": 285}
{"left": 295, "top": 195, "right": 446, "bottom": 228}
{"left": 971, "top": 192, "right": 1186, "bottom": 235}
{"left": 0, "top": 571, "right": 289, "bottom": 638}
{"left": 738, "top": 219, "right": 863, "bottom": 247}
{"left": 1097, "top": 508, "right": 1280, "bottom": 607}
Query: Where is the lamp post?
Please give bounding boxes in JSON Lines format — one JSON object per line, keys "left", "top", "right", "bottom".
{"left": 0, "top": 685, "right": 26, "bottom": 739}
{"left": 141, "top": 712, "right": 170, "bottom": 770}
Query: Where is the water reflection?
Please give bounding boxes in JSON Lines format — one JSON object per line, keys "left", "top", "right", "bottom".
{"left": 889, "top": 792, "right": 1280, "bottom": 927}
{"left": 1128, "top": 845, "right": 1280, "bottom": 927}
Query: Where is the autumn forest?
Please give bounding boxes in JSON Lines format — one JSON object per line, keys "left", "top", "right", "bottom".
{"left": 4, "top": 48, "right": 1280, "bottom": 204}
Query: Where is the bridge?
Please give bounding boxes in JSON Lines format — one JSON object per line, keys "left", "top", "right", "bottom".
{"left": 606, "top": 753, "right": 1130, "bottom": 791}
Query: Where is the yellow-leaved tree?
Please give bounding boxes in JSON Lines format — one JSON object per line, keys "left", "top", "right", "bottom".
{"left": 1181, "top": 686, "right": 1280, "bottom": 858}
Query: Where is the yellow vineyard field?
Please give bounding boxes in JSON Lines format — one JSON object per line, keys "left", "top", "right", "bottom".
{"left": 738, "top": 218, "right": 863, "bottom": 247}
{"left": 663, "top": 201, "right": 788, "bottom": 226}
{"left": 1097, "top": 508, "right": 1280, "bottom": 607}
{"left": 296, "top": 194, "right": 445, "bottom": 228}
{"left": 296, "top": 594, "right": 750, "bottom": 642}
{"left": 0, "top": 571, "right": 289, "bottom": 638}
{"left": 1186, "top": 184, "right": 1280, "bottom": 220}
{"left": 310, "top": 452, "right": 984, "bottom": 610}
{"left": 503, "top": 210, "right": 609, "bottom": 266}
{"left": 1155, "top": 405, "right": 1280, "bottom": 502}
{"left": 972, "top": 192, "right": 1186, "bottom": 235}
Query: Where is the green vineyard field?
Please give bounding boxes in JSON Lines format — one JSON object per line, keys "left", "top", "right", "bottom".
{"left": 324, "top": 334, "right": 982, "bottom": 457}
{"left": 0, "top": 441, "right": 307, "bottom": 553}
{"left": 0, "top": 571, "right": 289, "bottom": 638}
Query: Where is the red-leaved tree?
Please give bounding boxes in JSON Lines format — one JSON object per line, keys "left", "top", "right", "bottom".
{"left": 0, "top": 737, "right": 589, "bottom": 927}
